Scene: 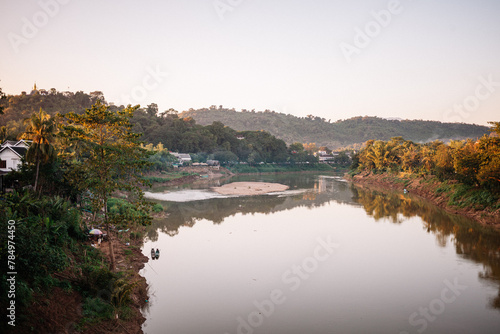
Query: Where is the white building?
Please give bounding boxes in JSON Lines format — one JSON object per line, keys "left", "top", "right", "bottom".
{"left": 0, "top": 140, "right": 30, "bottom": 173}
{"left": 170, "top": 152, "right": 192, "bottom": 165}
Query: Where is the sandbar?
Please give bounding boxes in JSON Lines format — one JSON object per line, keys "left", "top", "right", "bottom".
{"left": 211, "top": 182, "right": 289, "bottom": 195}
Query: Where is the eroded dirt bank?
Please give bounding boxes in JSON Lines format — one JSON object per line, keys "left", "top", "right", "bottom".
{"left": 348, "top": 171, "right": 500, "bottom": 229}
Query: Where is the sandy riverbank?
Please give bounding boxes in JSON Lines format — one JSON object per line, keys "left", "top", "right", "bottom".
{"left": 212, "top": 182, "right": 289, "bottom": 195}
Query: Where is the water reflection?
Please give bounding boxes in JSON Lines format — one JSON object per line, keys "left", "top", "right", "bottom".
{"left": 145, "top": 174, "right": 500, "bottom": 311}
{"left": 351, "top": 185, "right": 500, "bottom": 311}
{"left": 145, "top": 175, "right": 357, "bottom": 240}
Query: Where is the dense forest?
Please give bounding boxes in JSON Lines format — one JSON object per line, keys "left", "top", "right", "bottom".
{"left": 0, "top": 88, "right": 320, "bottom": 165}
{"left": 2, "top": 88, "right": 490, "bottom": 153}
{"left": 350, "top": 123, "right": 500, "bottom": 209}
{"left": 180, "top": 107, "right": 490, "bottom": 149}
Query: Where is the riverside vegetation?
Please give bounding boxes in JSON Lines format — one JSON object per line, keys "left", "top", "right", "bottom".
{"left": 348, "top": 122, "right": 500, "bottom": 225}
{"left": 1, "top": 101, "right": 154, "bottom": 333}
{"left": 1, "top": 87, "right": 497, "bottom": 332}
{"left": 1, "top": 88, "right": 332, "bottom": 167}
{"left": 0, "top": 89, "right": 335, "bottom": 333}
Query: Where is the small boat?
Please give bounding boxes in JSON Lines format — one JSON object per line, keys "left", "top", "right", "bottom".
{"left": 155, "top": 249, "right": 160, "bottom": 259}
{"left": 151, "top": 248, "right": 156, "bottom": 259}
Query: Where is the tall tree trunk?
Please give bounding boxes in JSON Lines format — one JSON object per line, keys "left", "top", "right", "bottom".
{"left": 34, "top": 154, "right": 40, "bottom": 192}
{"left": 105, "top": 195, "right": 116, "bottom": 272}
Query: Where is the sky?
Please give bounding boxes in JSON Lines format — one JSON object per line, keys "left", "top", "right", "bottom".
{"left": 1, "top": 0, "right": 499, "bottom": 126}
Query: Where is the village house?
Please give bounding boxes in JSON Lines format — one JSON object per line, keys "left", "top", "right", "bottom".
{"left": 0, "top": 140, "right": 30, "bottom": 173}
{"left": 315, "top": 150, "right": 338, "bottom": 163}
{"left": 170, "top": 152, "right": 192, "bottom": 165}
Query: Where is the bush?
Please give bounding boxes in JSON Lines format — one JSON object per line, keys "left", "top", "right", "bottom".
{"left": 81, "top": 297, "right": 114, "bottom": 323}
{"left": 152, "top": 203, "right": 164, "bottom": 212}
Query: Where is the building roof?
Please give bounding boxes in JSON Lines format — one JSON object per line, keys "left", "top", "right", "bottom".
{"left": 1, "top": 140, "right": 18, "bottom": 147}
{"left": 0, "top": 146, "right": 28, "bottom": 158}
{"left": 1, "top": 139, "right": 31, "bottom": 148}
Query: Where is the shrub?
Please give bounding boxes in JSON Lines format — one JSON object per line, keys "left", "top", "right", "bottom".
{"left": 152, "top": 203, "right": 164, "bottom": 212}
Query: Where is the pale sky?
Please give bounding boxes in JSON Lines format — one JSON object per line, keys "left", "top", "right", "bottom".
{"left": 1, "top": 0, "right": 499, "bottom": 125}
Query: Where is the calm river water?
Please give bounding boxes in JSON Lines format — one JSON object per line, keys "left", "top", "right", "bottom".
{"left": 140, "top": 173, "right": 500, "bottom": 334}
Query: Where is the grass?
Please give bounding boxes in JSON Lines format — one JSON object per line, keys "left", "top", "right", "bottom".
{"left": 77, "top": 297, "right": 114, "bottom": 329}
{"left": 142, "top": 171, "right": 199, "bottom": 183}
{"left": 435, "top": 182, "right": 452, "bottom": 194}
{"left": 229, "top": 163, "right": 337, "bottom": 174}
{"left": 448, "top": 184, "right": 500, "bottom": 210}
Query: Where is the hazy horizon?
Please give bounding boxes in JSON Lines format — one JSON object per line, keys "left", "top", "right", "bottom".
{"left": 2, "top": 0, "right": 499, "bottom": 126}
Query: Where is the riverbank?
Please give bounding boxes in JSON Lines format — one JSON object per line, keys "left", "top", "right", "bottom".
{"left": 227, "top": 163, "right": 344, "bottom": 174}
{"left": 144, "top": 166, "right": 233, "bottom": 188}
{"left": 347, "top": 171, "right": 500, "bottom": 228}
{"left": 12, "top": 227, "right": 150, "bottom": 334}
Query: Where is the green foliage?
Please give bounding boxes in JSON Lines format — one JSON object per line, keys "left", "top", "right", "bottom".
{"left": 1, "top": 89, "right": 323, "bottom": 164}
{"left": 152, "top": 203, "right": 164, "bottom": 212}
{"left": 143, "top": 144, "right": 178, "bottom": 172}
{"left": 354, "top": 128, "right": 500, "bottom": 210}
{"left": 213, "top": 150, "right": 239, "bottom": 164}
{"left": 142, "top": 171, "right": 197, "bottom": 184}
{"left": 80, "top": 297, "right": 114, "bottom": 324}
{"left": 78, "top": 264, "right": 116, "bottom": 297}
{"left": 107, "top": 197, "right": 152, "bottom": 228}
{"left": 447, "top": 184, "right": 500, "bottom": 210}
{"left": 127, "top": 110, "right": 314, "bottom": 164}
{"left": 179, "top": 108, "right": 489, "bottom": 149}
{"left": 229, "top": 163, "right": 334, "bottom": 173}
{"left": 0, "top": 87, "right": 5, "bottom": 115}
{"left": 21, "top": 108, "right": 58, "bottom": 191}
{"left": 111, "top": 278, "right": 137, "bottom": 307}
{"left": 0, "top": 191, "right": 83, "bottom": 313}
{"left": 60, "top": 101, "right": 153, "bottom": 227}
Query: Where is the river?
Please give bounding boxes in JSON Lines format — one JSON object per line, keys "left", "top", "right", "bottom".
{"left": 140, "top": 173, "right": 500, "bottom": 334}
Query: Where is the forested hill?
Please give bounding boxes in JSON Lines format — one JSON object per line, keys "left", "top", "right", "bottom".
{"left": 180, "top": 108, "right": 490, "bottom": 149}
{"left": 0, "top": 89, "right": 490, "bottom": 149}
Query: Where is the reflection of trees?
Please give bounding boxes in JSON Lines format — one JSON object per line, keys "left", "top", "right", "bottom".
{"left": 146, "top": 192, "right": 329, "bottom": 241}
{"left": 145, "top": 175, "right": 500, "bottom": 310}
{"left": 145, "top": 175, "right": 357, "bottom": 242}
{"left": 352, "top": 185, "right": 500, "bottom": 310}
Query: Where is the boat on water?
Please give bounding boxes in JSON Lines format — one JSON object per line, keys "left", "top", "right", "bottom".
{"left": 151, "top": 248, "right": 160, "bottom": 259}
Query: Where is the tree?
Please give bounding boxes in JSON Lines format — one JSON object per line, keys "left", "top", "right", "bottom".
{"left": 289, "top": 142, "right": 305, "bottom": 153}
{"left": 303, "top": 143, "right": 318, "bottom": 154}
{"left": 0, "top": 126, "right": 7, "bottom": 143}
{"left": 365, "top": 140, "right": 390, "bottom": 170}
{"left": 21, "top": 108, "right": 57, "bottom": 192}
{"left": 146, "top": 103, "right": 158, "bottom": 117}
{"left": 334, "top": 151, "right": 351, "bottom": 166}
{"left": 0, "top": 87, "right": 5, "bottom": 115}
{"left": 213, "top": 150, "right": 238, "bottom": 164}
{"left": 61, "top": 101, "right": 151, "bottom": 271}
{"left": 247, "top": 151, "right": 262, "bottom": 165}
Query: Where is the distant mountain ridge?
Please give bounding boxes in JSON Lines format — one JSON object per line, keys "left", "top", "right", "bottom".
{"left": 180, "top": 108, "right": 490, "bottom": 149}
{"left": 0, "top": 89, "right": 490, "bottom": 150}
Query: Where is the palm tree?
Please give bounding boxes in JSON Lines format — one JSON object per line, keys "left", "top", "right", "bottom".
{"left": 22, "top": 108, "right": 57, "bottom": 191}
{"left": 0, "top": 126, "right": 7, "bottom": 143}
